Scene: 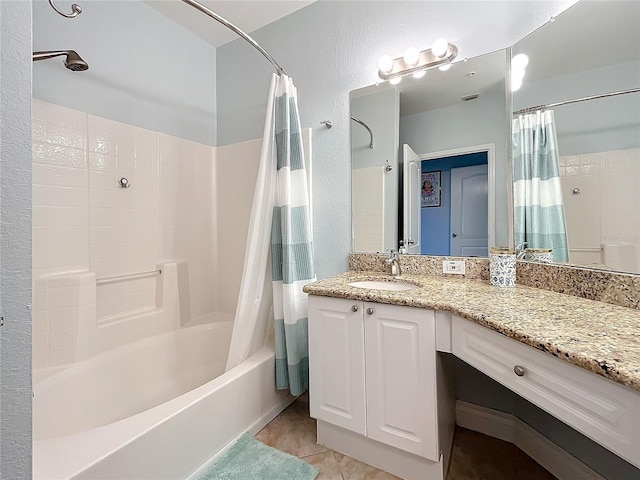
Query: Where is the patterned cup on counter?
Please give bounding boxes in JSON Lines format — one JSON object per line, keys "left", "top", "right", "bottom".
{"left": 490, "top": 247, "right": 516, "bottom": 287}
{"left": 525, "top": 248, "right": 553, "bottom": 263}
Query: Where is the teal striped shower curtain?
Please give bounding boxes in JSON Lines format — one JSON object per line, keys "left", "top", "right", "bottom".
{"left": 271, "top": 75, "right": 316, "bottom": 396}
{"left": 513, "top": 110, "right": 569, "bottom": 262}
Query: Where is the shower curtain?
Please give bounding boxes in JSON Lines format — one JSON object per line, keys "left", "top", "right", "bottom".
{"left": 226, "top": 74, "right": 316, "bottom": 397}
{"left": 513, "top": 110, "right": 569, "bottom": 262}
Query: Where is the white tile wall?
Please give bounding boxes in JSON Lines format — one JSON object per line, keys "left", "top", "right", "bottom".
{"left": 352, "top": 166, "right": 385, "bottom": 252}
{"left": 32, "top": 100, "right": 218, "bottom": 368}
{"left": 560, "top": 147, "right": 640, "bottom": 271}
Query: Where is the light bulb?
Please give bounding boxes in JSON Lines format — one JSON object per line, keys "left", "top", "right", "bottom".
{"left": 412, "top": 70, "right": 426, "bottom": 79}
{"left": 378, "top": 55, "right": 394, "bottom": 74}
{"left": 512, "top": 53, "right": 529, "bottom": 70}
{"left": 403, "top": 47, "right": 420, "bottom": 66}
{"left": 389, "top": 77, "right": 402, "bottom": 85}
{"left": 431, "top": 38, "right": 448, "bottom": 57}
{"left": 438, "top": 63, "right": 452, "bottom": 72}
{"left": 512, "top": 67, "right": 526, "bottom": 81}
{"left": 511, "top": 77, "right": 523, "bottom": 92}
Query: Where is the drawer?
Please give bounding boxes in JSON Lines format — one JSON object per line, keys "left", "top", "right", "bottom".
{"left": 451, "top": 316, "right": 640, "bottom": 468}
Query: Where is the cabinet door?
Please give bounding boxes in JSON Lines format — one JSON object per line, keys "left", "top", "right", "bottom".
{"left": 365, "top": 303, "right": 438, "bottom": 460}
{"left": 309, "top": 296, "right": 366, "bottom": 435}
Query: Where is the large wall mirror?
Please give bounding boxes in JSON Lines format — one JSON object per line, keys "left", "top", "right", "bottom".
{"left": 350, "top": 49, "right": 510, "bottom": 256}
{"left": 512, "top": 0, "right": 640, "bottom": 274}
{"left": 350, "top": 0, "right": 640, "bottom": 275}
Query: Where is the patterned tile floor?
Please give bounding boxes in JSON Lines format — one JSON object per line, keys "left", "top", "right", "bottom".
{"left": 255, "top": 394, "right": 557, "bottom": 480}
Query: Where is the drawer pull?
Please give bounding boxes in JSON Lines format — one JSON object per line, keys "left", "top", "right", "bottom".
{"left": 514, "top": 365, "right": 525, "bottom": 377}
{"left": 351, "top": 305, "right": 359, "bottom": 312}
{"left": 366, "top": 308, "right": 374, "bottom": 315}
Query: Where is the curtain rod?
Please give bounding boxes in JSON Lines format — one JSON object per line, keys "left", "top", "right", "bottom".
{"left": 513, "top": 87, "right": 640, "bottom": 115}
{"left": 351, "top": 116, "right": 374, "bottom": 149}
{"left": 180, "top": 0, "right": 286, "bottom": 76}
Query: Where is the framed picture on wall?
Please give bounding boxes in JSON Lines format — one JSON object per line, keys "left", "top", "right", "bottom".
{"left": 421, "top": 171, "right": 441, "bottom": 207}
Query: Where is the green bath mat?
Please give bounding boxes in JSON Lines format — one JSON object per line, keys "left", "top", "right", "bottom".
{"left": 197, "top": 432, "right": 319, "bottom": 480}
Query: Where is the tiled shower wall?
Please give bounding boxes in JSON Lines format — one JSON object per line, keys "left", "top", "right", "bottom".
{"left": 560, "top": 147, "right": 640, "bottom": 271}
{"left": 32, "top": 100, "right": 218, "bottom": 369}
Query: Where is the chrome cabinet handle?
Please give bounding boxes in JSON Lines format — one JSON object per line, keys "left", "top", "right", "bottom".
{"left": 351, "top": 305, "right": 359, "bottom": 312}
{"left": 452, "top": 233, "right": 458, "bottom": 238}
{"left": 366, "top": 308, "right": 374, "bottom": 315}
{"left": 407, "top": 240, "right": 415, "bottom": 245}
{"left": 514, "top": 365, "right": 525, "bottom": 377}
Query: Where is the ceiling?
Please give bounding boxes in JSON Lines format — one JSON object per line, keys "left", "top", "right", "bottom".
{"left": 145, "top": 0, "right": 315, "bottom": 48}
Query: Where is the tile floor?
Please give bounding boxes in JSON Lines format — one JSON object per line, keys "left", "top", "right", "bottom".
{"left": 255, "top": 394, "right": 557, "bottom": 480}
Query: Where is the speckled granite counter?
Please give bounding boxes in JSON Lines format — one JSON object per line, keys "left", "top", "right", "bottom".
{"left": 303, "top": 272, "right": 640, "bottom": 393}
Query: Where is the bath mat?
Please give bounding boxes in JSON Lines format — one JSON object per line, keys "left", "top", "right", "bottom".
{"left": 197, "top": 432, "right": 319, "bottom": 480}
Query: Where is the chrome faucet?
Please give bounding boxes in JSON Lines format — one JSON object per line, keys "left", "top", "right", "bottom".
{"left": 515, "top": 242, "right": 528, "bottom": 260}
{"left": 386, "top": 250, "right": 401, "bottom": 277}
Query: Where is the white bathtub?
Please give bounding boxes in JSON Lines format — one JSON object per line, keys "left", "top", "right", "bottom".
{"left": 33, "top": 322, "right": 292, "bottom": 479}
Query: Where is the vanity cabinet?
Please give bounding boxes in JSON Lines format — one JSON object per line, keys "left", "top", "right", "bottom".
{"left": 451, "top": 315, "right": 640, "bottom": 468}
{"left": 308, "top": 295, "right": 439, "bottom": 461}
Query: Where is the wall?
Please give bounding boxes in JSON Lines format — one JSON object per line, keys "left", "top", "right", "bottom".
{"left": 0, "top": 1, "right": 32, "bottom": 477}
{"left": 32, "top": 100, "right": 218, "bottom": 370}
{"left": 216, "top": 1, "right": 575, "bottom": 279}
{"left": 32, "top": 0, "right": 217, "bottom": 146}
{"left": 561, "top": 147, "right": 640, "bottom": 272}
{"left": 351, "top": 87, "right": 399, "bottom": 252}
{"left": 401, "top": 81, "right": 509, "bottom": 246}
{"left": 514, "top": 61, "right": 640, "bottom": 155}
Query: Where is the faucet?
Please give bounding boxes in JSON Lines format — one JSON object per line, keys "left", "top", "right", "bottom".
{"left": 515, "top": 242, "right": 527, "bottom": 260}
{"left": 386, "top": 250, "right": 401, "bottom": 277}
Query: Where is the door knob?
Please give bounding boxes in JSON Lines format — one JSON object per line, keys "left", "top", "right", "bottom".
{"left": 366, "top": 308, "right": 374, "bottom": 315}
{"left": 452, "top": 233, "right": 458, "bottom": 238}
{"left": 351, "top": 305, "right": 359, "bottom": 312}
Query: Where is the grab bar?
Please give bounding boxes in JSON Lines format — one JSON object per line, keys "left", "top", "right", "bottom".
{"left": 96, "top": 269, "right": 162, "bottom": 285}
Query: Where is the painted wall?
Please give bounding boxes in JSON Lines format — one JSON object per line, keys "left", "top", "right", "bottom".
{"left": 420, "top": 153, "right": 488, "bottom": 255}
{"left": 0, "top": 2, "right": 33, "bottom": 477}
{"left": 32, "top": 0, "right": 217, "bottom": 146}
{"left": 401, "top": 81, "right": 509, "bottom": 247}
{"left": 514, "top": 61, "right": 640, "bottom": 155}
{"left": 216, "top": 0, "right": 575, "bottom": 280}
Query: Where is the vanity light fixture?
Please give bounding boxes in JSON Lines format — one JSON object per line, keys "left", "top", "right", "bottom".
{"left": 378, "top": 38, "right": 458, "bottom": 82}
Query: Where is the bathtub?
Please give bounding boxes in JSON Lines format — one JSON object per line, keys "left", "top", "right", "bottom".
{"left": 33, "top": 322, "right": 292, "bottom": 479}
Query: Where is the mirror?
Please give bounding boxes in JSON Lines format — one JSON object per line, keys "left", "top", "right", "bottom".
{"left": 350, "top": 49, "right": 509, "bottom": 255}
{"left": 512, "top": 0, "right": 640, "bottom": 274}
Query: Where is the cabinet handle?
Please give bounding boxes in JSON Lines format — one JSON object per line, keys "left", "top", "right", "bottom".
{"left": 351, "top": 305, "right": 359, "bottom": 312}
{"left": 514, "top": 365, "right": 525, "bottom": 377}
{"left": 366, "top": 307, "right": 374, "bottom": 315}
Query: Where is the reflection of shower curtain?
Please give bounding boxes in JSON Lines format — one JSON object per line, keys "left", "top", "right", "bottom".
{"left": 225, "top": 74, "right": 315, "bottom": 397}
{"left": 272, "top": 75, "right": 316, "bottom": 396}
{"left": 513, "top": 110, "right": 568, "bottom": 262}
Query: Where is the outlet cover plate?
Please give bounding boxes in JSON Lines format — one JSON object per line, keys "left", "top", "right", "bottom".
{"left": 443, "top": 260, "right": 466, "bottom": 275}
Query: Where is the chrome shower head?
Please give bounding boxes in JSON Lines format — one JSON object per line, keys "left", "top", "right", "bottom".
{"left": 63, "top": 50, "right": 89, "bottom": 71}
{"left": 32, "top": 50, "right": 89, "bottom": 72}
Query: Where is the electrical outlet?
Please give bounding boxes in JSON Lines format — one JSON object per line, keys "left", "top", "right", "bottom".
{"left": 443, "top": 260, "right": 466, "bottom": 275}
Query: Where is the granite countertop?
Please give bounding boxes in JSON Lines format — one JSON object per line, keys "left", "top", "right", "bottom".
{"left": 303, "top": 272, "right": 640, "bottom": 393}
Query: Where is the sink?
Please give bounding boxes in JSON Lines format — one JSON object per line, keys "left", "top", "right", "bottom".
{"left": 348, "top": 280, "right": 418, "bottom": 291}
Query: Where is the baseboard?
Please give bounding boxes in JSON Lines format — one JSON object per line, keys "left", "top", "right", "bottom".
{"left": 456, "top": 401, "right": 605, "bottom": 480}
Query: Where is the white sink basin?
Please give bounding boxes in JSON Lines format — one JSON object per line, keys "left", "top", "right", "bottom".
{"left": 348, "top": 280, "right": 418, "bottom": 291}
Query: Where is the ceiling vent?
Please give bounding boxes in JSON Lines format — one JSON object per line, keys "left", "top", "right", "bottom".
{"left": 461, "top": 93, "right": 479, "bottom": 102}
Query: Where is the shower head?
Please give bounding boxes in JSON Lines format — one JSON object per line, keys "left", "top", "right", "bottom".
{"left": 32, "top": 50, "right": 89, "bottom": 72}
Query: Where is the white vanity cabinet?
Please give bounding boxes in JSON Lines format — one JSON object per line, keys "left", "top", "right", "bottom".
{"left": 308, "top": 295, "right": 439, "bottom": 462}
